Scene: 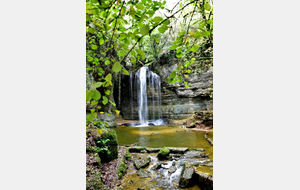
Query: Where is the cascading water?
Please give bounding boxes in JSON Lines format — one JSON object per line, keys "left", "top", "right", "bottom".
{"left": 135, "top": 66, "right": 149, "bottom": 123}
{"left": 134, "top": 66, "right": 166, "bottom": 126}
{"left": 129, "top": 71, "right": 133, "bottom": 120}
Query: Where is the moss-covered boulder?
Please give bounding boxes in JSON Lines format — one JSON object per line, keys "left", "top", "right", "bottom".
{"left": 134, "top": 157, "right": 151, "bottom": 169}
{"left": 117, "top": 156, "right": 128, "bottom": 180}
{"left": 157, "top": 147, "right": 170, "bottom": 159}
{"left": 96, "top": 129, "right": 118, "bottom": 162}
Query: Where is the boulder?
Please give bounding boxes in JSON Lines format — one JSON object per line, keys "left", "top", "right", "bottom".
{"left": 168, "top": 166, "right": 177, "bottom": 173}
{"left": 95, "top": 129, "right": 118, "bottom": 162}
{"left": 179, "top": 165, "right": 195, "bottom": 188}
{"left": 134, "top": 157, "right": 151, "bottom": 169}
{"left": 157, "top": 147, "right": 170, "bottom": 159}
{"left": 129, "top": 146, "right": 146, "bottom": 153}
{"left": 151, "top": 163, "right": 162, "bottom": 170}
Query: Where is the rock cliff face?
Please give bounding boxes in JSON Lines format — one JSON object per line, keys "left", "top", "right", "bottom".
{"left": 117, "top": 63, "right": 213, "bottom": 120}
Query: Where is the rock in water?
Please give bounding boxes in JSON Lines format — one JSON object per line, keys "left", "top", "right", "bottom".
{"left": 137, "top": 169, "right": 151, "bottom": 178}
{"left": 152, "top": 163, "right": 162, "bottom": 170}
{"left": 168, "top": 166, "right": 177, "bottom": 173}
{"left": 134, "top": 157, "right": 151, "bottom": 169}
{"left": 157, "top": 147, "right": 170, "bottom": 159}
{"left": 179, "top": 165, "right": 195, "bottom": 188}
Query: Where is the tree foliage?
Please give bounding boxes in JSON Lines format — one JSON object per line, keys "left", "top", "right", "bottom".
{"left": 86, "top": 0, "right": 213, "bottom": 123}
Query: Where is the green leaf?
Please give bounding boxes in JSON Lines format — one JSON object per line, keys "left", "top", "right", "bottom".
{"left": 194, "top": 31, "right": 202, "bottom": 38}
{"left": 136, "top": 3, "right": 145, "bottom": 10}
{"left": 184, "top": 75, "right": 189, "bottom": 78}
{"left": 102, "top": 96, "right": 108, "bottom": 105}
{"left": 170, "top": 71, "right": 176, "bottom": 78}
{"left": 204, "top": 3, "right": 211, "bottom": 11}
{"left": 158, "top": 25, "right": 168, "bottom": 33}
{"left": 105, "top": 60, "right": 111, "bottom": 65}
{"left": 97, "top": 67, "right": 104, "bottom": 73}
{"left": 191, "top": 44, "right": 200, "bottom": 52}
{"left": 93, "top": 90, "right": 101, "bottom": 100}
{"left": 91, "top": 45, "right": 98, "bottom": 50}
{"left": 162, "top": 19, "right": 170, "bottom": 25}
{"left": 140, "top": 24, "right": 150, "bottom": 36}
{"left": 86, "top": 90, "right": 94, "bottom": 101}
{"left": 112, "top": 62, "right": 122, "bottom": 73}
{"left": 87, "top": 67, "right": 93, "bottom": 71}
{"left": 203, "top": 31, "right": 210, "bottom": 36}
{"left": 99, "top": 38, "right": 104, "bottom": 45}
{"left": 105, "top": 74, "right": 112, "bottom": 81}
{"left": 136, "top": 49, "right": 145, "bottom": 59}
{"left": 153, "top": 16, "right": 163, "bottom": 24}
{"left": 122, "top": 69, "right": 129, "bottom": 75}
{"left": 170, "top": 45, "right": 178, "bottom": 50}
{"left": 87, "top": 114, "right": 94, "bottom": 122}
{"left": 176, "top": 52, "right": 182, "bottom": 58}
{"left": 152, "top": 36, "right": 159, "bottom": 44}
{"left": 110, "top": 101, "right": 116, "bottom": 107}
{"left": 91, "top": 101, "right": 98, "bottom": 105}
{"left": 118, "top": 51, "right": 125, "bottom": 57}
{"left": 176, "top": 48, "right": 182, "bottom": 53}
{"left": 207, "top": 19, "right": 213, "bottom": 24}
{"left": 105, "top": 90, "right": 110, "bottom": 95}
{"left": 130, "top": 57, "right": 136, "bottom": 63}
{"left": 92, "top": 82, "right": 102, "bottom": 89}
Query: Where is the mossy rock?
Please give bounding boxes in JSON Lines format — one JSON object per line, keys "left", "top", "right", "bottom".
{"left": 157, "top": 147, "right": 170, "bottom": 159}
{"left": 117, "top": 157, "right": 128, "bottom": 179}
{"left": 134, "top": 157, "right": 151, "bottom": 169}
{"left": 179, "top": 165, "right": 195, "bottom": 188}
{"left": 125, "top": 148, "right": 131, "bottom": 160}
{"left": 86, "top": 175, "right": 106, "bottom": 190}
{"left": 96, "top": 129, "right": 118, "bottom": 162}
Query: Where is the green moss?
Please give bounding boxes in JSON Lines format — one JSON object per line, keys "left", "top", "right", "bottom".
{"left": 157, "top": 147, "right": 170, "bottom": 159}
{"left": 96, "top": 129, "right": 119, "bottom": 162}
{"left": 125, "top": 148, "right": 131, "bottom": 160}
{"left": 117, "top": 157, "right": 128, "bottom": 179}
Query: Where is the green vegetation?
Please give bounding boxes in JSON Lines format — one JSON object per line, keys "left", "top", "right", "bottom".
{"left": 157, "top": 146, "right": 170, "bottom": 159}
{"left": 86, "top": 0, "right": 213, "bottom": 122}
{"left": 96, "top": 129, "right": 119, "bottom": 162}
{"left": 86, "top": 0, "right": 213, "bottom": 188}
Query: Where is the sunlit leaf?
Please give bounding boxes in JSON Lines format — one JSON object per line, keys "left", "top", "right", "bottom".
{"left": 136, "top": 3, "right": 145, "bottom": 10}
{"left": 102, "top": 96, "right": 108, "bottom": 105}
{"left": 122, "top": 69, "right": 129, "bottom": 75}
{"left": 105, "top": 60, "right": 110, "bottom": 65}
{"left": 99, "top": 38, "right": 104, "bottom": 45}
{"left": 140, "top": 24, "right": 150, "bottom": 36}
{"left": 112, "top": 62, "right": 122, "bottom": 73}
{"left": 93, "top": 90, "right": 101, "bottom": 100}
{"left": 105, "top": 74, "right": 112, "bottom": 81}
{"left": 153, "top": 16, "right": 163, "bottom": 24}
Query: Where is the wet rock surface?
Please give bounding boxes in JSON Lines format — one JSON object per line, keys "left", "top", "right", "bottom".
{"left": 119, "top": 147, "right": 213, "bottom": 190}
{"left": 137, "top": 168, "right": 151, "bottom": 178}
{"left": 179, "top": 165, "right": 195, "bottom": 188}
{"left": 134, "top": 157, "right": 151, "bottom": 169}
{"left": 157, "top": 147, "right": 170, "bottom": 159}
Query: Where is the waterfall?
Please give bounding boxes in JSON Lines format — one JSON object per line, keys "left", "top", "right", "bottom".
{"left": 134, "top": 66, "right": 165, "bottom": 126}
{"left": 135, "top": 66, "right": 148, "bottom": 123}
{"left": 129, "top": 71, "right": 133, "bottom": 120}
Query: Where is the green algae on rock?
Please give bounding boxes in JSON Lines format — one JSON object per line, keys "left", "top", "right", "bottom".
{"left": 157, "top": 147, "right": 170, "bottom": 159}
{"left": 134, "top": 157, "right": 151, "bottom": 169}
